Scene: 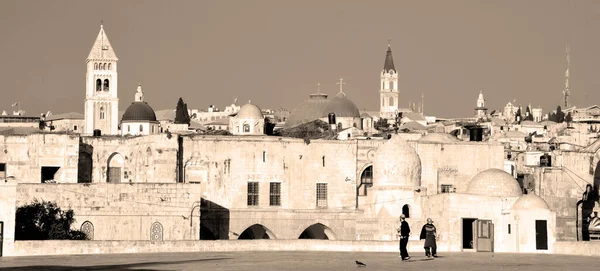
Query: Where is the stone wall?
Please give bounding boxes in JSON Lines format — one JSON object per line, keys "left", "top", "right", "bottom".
{"left": 0, "top": 134, "right": 79, "bottom": 183}
{"left": 16, "top": 183, "right": 202, "bottom": 241}
{"left": 0, "top": 178, "right": 17, "bottom": 256}
{"left": 81, "top": 134, "right": 179, "bottom": 183}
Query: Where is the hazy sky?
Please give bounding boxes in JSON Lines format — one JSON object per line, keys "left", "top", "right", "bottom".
{"left": 1, "top": 0, "right": 600, "bottom": 118}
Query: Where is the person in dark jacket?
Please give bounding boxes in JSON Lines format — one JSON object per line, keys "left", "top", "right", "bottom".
{"left": 420, "top": 218, "right": 438, "bottom": 258}
{"left": 396, "top": 214, "right": 411, "bottom": 261}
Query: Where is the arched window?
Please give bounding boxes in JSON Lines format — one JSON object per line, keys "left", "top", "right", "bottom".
{"left": 337, "top": 123, "right": 342, "bottom": 131}
{"left": 103, "top": 79, "right": 109, "bottom": 91}
{"left": 140, "top": 125, "right": 144, "bottom": 132}
{"left": 127, "top": 125, "right": 130, "bottom": 132}
{"left": 94, "top": 63, "right": 98, "bottom": 70}
{"left": 108, "top": 63, "right": 112, "bottom": 70}
{"left": 103, "top": 63, "right": 107, "bottom": 70}
{"left": 96, "top": 79, "right": 102, "bottom": 91}
{"left": 389, "top": 97, "right": 394, "bottom": 107}
{"left": 99, "top": 106, "right": 105, "bottom": 120}
{"left": 402, "top": 204, "right": 410, "bottom": 218}
{"left": 381, "top": 82, "right": 384, "bottom": 89}
{"left": 243, "top": 123, "right": 250, "bottom": 133}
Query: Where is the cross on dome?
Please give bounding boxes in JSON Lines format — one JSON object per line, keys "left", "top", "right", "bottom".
{"left": 336, "top": 78, "right": 346, "bottom": 94}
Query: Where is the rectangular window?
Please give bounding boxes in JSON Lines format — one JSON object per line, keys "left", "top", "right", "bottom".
{"left": 247, "top": 182, "right": 259, "bottom": 206}
{"left": 0, "top": 163, "right": 6, "bottom": 179}
{"left": 73, "top": 125, "right": 78, "bottom": 131}
{"left": 441, "top": 184, "right": 454, "bottom": 193}
{"left": 263, "top": 151, "right": 266, "bottom": 162}
{"left": 316, "top": 183, "right": 327, "bottom": 208}
{"left": 269, "top": 182, "right": 281, "bottom": 206}
{"left": 508, "top": 224, "right": 511, "bottom": 234}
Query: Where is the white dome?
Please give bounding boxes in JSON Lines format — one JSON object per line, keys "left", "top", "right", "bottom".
{"left": 467, "top": 168, "right": 522, "bottom": 197}
{"left": 512, "top": 194, "right": 550, "bottom": 210}
{"left": 373, "top": 135, "right": 421, "bottom": 187}
{"left": 236, "top": 103, "right": 263, "bottom": 119}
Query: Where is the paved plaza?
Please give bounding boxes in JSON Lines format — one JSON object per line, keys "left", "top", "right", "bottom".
{"left": 1, "top": 251, "right": 599, "bottom": 271}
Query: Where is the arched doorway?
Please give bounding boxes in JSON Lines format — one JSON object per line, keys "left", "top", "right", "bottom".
{"left": 238, "top": 224, "right": 275, "bottom": 239}
{"left": 107, "top": 153, "right": 124, "bottom": 183}
{"left": 402, "top": 204, "right": 410, "bottom": 218}
{"left": 298, "top": 223, "right": 336, "bottom": 240}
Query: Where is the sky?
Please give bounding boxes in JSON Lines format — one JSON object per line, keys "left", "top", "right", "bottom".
{"left": 1, "top": 0, "right": 600, "bottom": 118}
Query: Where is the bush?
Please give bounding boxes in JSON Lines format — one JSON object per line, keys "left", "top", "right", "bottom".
{"left": 15, "top": 199, "right": 88, "bottom": 240}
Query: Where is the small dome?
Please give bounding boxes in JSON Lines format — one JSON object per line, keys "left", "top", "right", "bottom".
{"left": 419, "top": 133, "right": 460, "bottom": 143}
{"left": 467, "top": 168, "right": 522, "bottom": 197}
{"left": 236, "top": 103, "right": 263, "bottom": 119}
{"left": 122, "top": 102, "right": 157, "bottom": 122}
{"left": 285, "top": 93, "right": 330, "bottom": 128}
{"left": 324, "top": 92, "right": 361, "bottom": 118}
{"left": 373, "top": 134, "right": 421, "bottom": 187}
{"left": 512, "top": 194, "right": 550, "bottom": 210}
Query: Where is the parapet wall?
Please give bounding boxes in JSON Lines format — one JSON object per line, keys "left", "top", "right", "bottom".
{"left": 15, "top": 183, "right": 202, "bottom": 241}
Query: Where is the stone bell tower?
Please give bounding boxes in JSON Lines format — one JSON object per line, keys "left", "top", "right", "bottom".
{"left": 379, "top": 43, "right": 399, "bottom": 121}
{"left": 84, "top": 23, "right": 119, "bottom": 135}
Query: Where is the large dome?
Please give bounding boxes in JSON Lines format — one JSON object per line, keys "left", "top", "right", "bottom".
{"left": 419, "top": 133, "right": 460, "bottom": 143}
{"left": 373, "top": 134, "right": 421, "bottom": 187}
{"left": 512, "top": 194, "right": 550, "bottom": 210}
{"left": 467, "top": 168, "right": 522, "bottom": 197}
{"left": 284, "top": 93, "right": 330, "bottom": 128}
{"left": 236, "top": 103, "right": 263, "bottom": 119}
{"left": 324, "top": 92, "right": 360, "bottom": 118}
{"left": 122, "top": 102, "right": 157, "bottom": 122}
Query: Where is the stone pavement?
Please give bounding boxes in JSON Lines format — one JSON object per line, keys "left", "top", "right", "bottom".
{"left": 0, "top": 251, "right": 598, "bottom": 271}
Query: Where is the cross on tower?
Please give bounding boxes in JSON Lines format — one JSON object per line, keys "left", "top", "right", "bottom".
{"left": 336, "top": 78, "right": 346, "bottom": 93}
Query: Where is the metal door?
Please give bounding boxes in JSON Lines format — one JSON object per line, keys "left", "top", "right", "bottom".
{"left": 535, "top": 220, "right": 548, "bottom": 250}
{"left": 473, "top": 219, "right": 494, "bottom": 252}
{"left": 108, "top": 167, "right": 121, "bottom": 183}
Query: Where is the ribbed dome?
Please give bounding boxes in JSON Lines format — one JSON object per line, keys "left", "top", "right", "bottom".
{"left": 373, "top": 134, "right": 422, "bottom": 187}
{"left": 122, "top": 102, "right": 157, "bottom": 122}
{"left": 467, "top": 168, "right": 522, "bottom": 197}
{"left": 236, "top": 103, "right": 263, "bottom": 119}
{"left": 512, "top": 194, "right": 550, "bottom": 210}
{"left": 324, "top": 92, "right": 361, "bottom": 118}
{"left": 284, "top": 93, "right": 330, "bottom": 128}
{"left": 419, "top": 133, "right": 460, "bottom": 143}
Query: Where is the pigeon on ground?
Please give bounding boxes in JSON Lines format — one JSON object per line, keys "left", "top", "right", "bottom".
{"left": 355, "top": 260, "right": 366, "bottom": 267}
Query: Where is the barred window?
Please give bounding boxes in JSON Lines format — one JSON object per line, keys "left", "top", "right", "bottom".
{"left": 269, "top": 182, "right": 281, "bottom": 206}
{"left": 441, "top": 184, "right": 454, "bottom": 193}
{"left": 316, "top": 183, "right": 327, "bottom": 208}
{"left": 247, "top": 182, "right": 259, "bottom": 206}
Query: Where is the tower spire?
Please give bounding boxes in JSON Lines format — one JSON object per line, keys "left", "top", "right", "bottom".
{"left": 563, "top": 44, "right": 571, "bottom": 108}
{"left": 383, "top": 43, "right": 395, "bottom": 72}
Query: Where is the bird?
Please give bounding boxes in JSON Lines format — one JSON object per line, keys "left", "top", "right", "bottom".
{"left": 355, "top": 260, "right": 366, "bottom": 267}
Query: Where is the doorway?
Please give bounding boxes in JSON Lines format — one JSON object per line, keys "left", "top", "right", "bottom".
{"left": 535, "top": 220, "right": 548, "bottom": 250}
{"left": 462, "top": 218, "right": 477, "bottom": 250}
{"left": 475, "top": 219, "right": 494, "bottom": 252}
{"left": 0, "top": 221, "right": 3, "bottom": 257}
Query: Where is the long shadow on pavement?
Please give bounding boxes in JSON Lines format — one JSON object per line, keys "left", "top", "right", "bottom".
{"left": 0, "top": 257, "right": 232, "bottom": 271}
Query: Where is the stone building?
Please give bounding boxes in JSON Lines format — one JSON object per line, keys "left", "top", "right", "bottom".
{"left": 84, "top": 24, "right": 119, "bottom": 136}
{"left": 120, "top": 85, "right": 160, "bottom": 136}
{"left": 229, "top": 103, "right": 264, "bottom": 136}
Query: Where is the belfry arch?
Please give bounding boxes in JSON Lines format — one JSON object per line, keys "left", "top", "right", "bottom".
{"left": 107, "top": 152, "right": 124, "bottom": 183}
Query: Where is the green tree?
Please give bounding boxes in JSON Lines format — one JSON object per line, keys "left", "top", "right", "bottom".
{"left": 174, "top": 97, "right": 191, "bottom": 125}
{"left": 374, "top": 118, "right": 389, "bottom": 131}
{"left": 565, "top": 112, "right": 573, "bottom": 123}
{"left": 556, "top": 106, "right": 565, "bottom": 123}
{"left": 15, "top": 199, "right": 88, "bottom": 240}
{"left": 515, "top": 107, "right": 522, "bottom": 123}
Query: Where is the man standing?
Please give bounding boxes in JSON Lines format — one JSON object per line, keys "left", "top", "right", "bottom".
{"left": 397, "top": 214, "right": 411, "bottom": 261}
{"left": 420, "top": 218, "right": 438, "bottom": 258}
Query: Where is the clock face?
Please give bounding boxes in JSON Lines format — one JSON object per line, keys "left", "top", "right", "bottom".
{"left": 367, "top": 149, "right": 375, "bottom": 161}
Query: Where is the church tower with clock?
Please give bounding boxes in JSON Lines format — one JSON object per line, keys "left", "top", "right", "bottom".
{"left": 84, "top": 23, "right": 119, "bottom": 135}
